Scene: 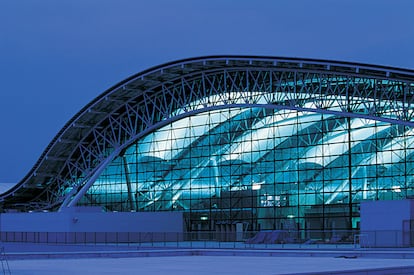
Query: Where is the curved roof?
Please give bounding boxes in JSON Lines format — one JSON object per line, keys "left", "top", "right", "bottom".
{"left": 2, "top": 55, "right": 414, "bottom": 211}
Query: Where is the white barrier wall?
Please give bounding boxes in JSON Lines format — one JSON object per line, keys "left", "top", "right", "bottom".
{"left": 360, "top": 200, "right": 414, "bottom": 247}
{"left": 0, "top": 207, "right": 183, "bottom": 233}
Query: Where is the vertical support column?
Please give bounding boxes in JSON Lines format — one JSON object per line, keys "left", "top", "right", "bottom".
{"left": 347, "top": 116, "right": 353, "bottom": 230}
{"left": 347, "top": 81, "right": 353, "bottom": 231}
{"left": 122, "top": 155, "right": 136, "bottom": 211}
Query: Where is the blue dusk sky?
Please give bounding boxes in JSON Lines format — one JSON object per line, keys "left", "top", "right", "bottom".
{"left": 1, "top": 0, "right": 414, "bottom": 183}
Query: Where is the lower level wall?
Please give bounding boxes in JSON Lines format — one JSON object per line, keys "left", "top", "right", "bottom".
{"left": 0, "top": 207, "right": 183, "bottom": 233}
{"left": 360, "top": 200, "right": 414, "bottom": 247}
{"left": 0, "top": 231, "right": 183, "bottom": 243}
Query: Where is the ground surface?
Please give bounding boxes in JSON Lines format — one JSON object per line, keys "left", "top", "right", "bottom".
{"left": 4, "top": 255, "right": 414, "bottom": 275}
{"left": 2, "top": 243, "right": 414, "bottom": 274}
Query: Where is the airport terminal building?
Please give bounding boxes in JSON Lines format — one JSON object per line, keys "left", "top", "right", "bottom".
{"left": 2, "top": 56, "right": 414, "bottom": 237}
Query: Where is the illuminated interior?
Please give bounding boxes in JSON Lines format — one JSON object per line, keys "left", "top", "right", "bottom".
{"left": 79, "top": 98, "right": 414, "bottom": 232}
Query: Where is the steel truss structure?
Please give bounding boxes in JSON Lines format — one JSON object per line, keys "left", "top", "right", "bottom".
{"left": 1, "top": 55, "right": 414, "bottom": 213}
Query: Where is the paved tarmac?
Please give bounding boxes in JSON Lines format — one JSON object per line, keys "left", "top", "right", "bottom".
{"left": 2, "top": 243, "right": 414, "bottom": 274}
{"left": 5, "top": 255, "right": 414, "bottom": 275}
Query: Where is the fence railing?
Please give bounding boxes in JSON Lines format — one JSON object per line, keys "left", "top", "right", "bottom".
{"left": 0, "top": 230, "right": 410, "bottom": 248}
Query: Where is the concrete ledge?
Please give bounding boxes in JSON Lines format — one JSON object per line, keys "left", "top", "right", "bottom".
{"left": 4, "top": 248, "right": 414, "bottom": 260}
{"left": 298, "top": 266, "right": 414, "bottom": 275}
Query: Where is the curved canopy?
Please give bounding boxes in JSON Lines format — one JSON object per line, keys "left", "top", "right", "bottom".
{"left": 2, "top": 55, "right": 414, "bottom": 211}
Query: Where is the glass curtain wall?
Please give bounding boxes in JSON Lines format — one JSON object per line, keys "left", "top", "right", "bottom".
{"left": 78, "top": 106, "right": 414, "bottom": 232}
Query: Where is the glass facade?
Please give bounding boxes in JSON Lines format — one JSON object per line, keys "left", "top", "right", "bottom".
{"left": 79, "top": 104, "right": 414, "bottom": 232}
{"left": 5, "top": 56, "right": 414, "bottom": 237}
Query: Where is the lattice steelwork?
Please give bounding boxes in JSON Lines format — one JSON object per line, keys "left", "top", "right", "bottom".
{"left": 2, "top": 56, "right": 414, "bottom": 231}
